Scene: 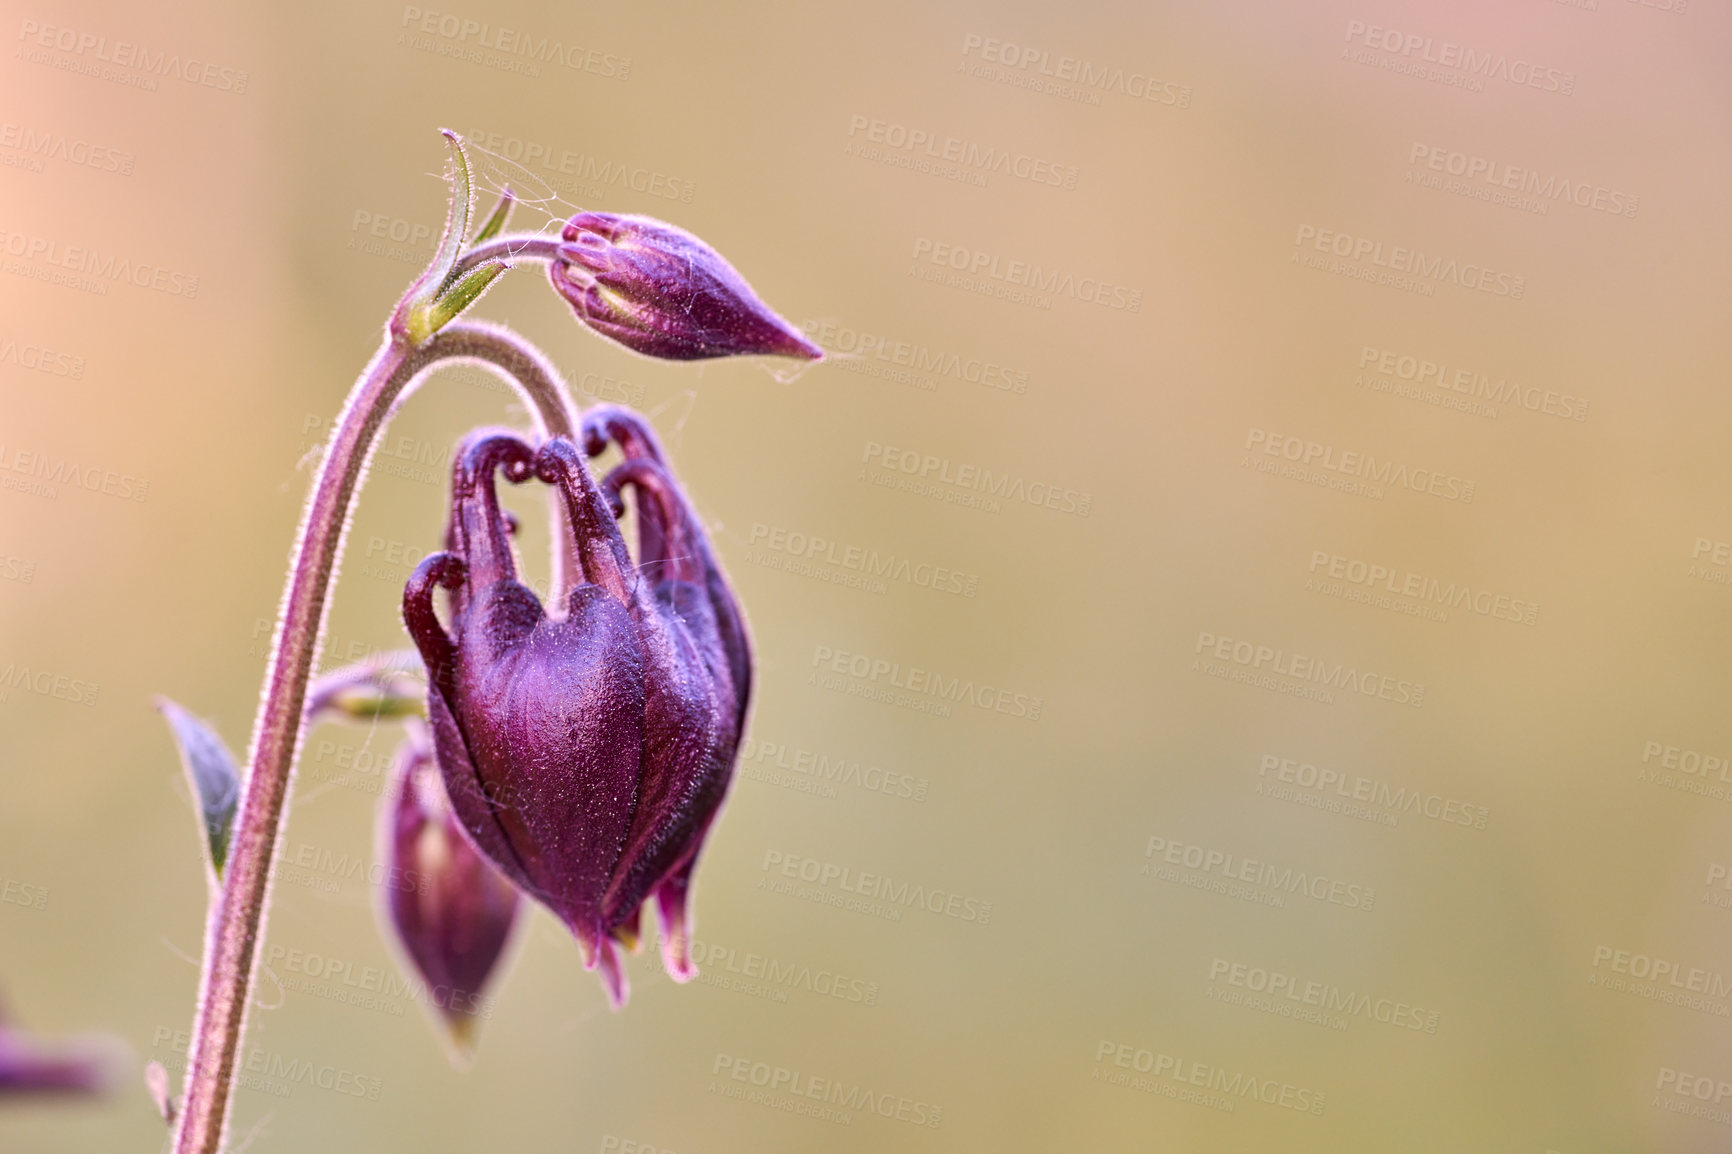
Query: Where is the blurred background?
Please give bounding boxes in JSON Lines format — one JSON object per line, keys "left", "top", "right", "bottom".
{"left": 3, "top": 0, "right": 1730, "bottom": 1150}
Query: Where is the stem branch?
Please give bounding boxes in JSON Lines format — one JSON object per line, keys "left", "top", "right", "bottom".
{"left": 450, "top": 233, "right": 569, "bottom": 281}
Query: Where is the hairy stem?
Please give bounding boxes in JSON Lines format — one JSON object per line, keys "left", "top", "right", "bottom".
{"left": 171, "top": 320, "right": 578, "bottom": 1154}
{"left": 450, "top": 233, "right": 569, "bottom": 280}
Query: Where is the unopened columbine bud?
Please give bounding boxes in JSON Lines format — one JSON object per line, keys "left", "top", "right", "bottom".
{"left": 550, "top": 212, "right": 823, "bottom": 361}
{"left": 0, "top": 1001, "right": 120, "bottom": 1096}
{"left": 377, "top": 726, "right": 521, "bottom": 1059}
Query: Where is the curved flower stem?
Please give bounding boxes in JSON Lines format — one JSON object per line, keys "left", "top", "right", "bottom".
{"left": 433, "top": 319, "right": 580, "bottom": 440}
{"left": 171, "top": 320, "right": 580, "bottom": 1154}
{"left": 433, "top": 320, "right": 585, "bottom": 607}
{"left": 450, "top": 233, "right": 569, "bottom": 280}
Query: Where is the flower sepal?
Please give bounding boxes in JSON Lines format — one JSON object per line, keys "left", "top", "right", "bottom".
{"left": 391, "top": 131, "right": 513, "bottom": 346}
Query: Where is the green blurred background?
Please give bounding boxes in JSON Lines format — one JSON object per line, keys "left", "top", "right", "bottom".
{"left": 4, "top": 0, "right": 1731, "bottom": 1150}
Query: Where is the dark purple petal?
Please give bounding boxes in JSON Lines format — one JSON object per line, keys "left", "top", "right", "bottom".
{"left": 583, "top": 406, "right": 754, "bottom": 727}
{"left": 453, "top": 584, "right": 646, "bottom": 960}
{"left": 594, "top": 463, "right": 739, "bottom": 936}
{"left": 424, "top": 681, "right": 538, "bottom": 899}
{"left": 448, "top": 431, "right": 536, "bottom": 605}
{"left": 651, "top": 839, "right": 707, "bottom": 982}
{"left": 535, "top": 437, "right": 636, "bottom": 610}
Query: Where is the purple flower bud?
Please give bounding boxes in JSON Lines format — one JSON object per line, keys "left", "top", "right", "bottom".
{"left": 549, "top": 212, "right": 823, "bottom": 362}
{"left": 0, "top": 1001, "right": 121, "bottom": 1096}
{"left": 402, "top": 418, "right": 749, "bottom": 1007}
{"left": 377, "top": 728, "right": 521, "bottom": 1057}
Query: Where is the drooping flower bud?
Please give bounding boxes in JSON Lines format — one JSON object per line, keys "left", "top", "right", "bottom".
{"left": 0, "top": 999, "right": 120, "bottom": 1096}
{"left": 402, "top": 418, "right": 748, "bottom": 1007}
{"left": 377, "top": 724, "right": 521, "bottom": 1059}
{"left": 550, "top": 212, "right": 823, "bottom": 362}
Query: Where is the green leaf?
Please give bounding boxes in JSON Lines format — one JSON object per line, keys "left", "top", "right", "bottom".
{"left": 471, "top": 186, "right": 515, "bottom": 246}
{"left": 155, "top": 698, "right": 241, "bottom": 880}
{"left": 429, "top": 129, "right": 475, "bottom": 302}
{"left": 425, "top": 261, "right": 507, "bottom": 334}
